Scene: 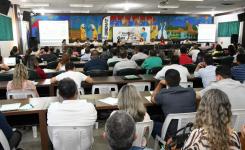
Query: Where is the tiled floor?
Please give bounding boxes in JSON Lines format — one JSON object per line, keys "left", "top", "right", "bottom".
{"left": 17, "top": 121, "right": 155, "bottom": 150}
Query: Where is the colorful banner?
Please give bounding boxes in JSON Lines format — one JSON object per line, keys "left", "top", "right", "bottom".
{"left": 102, "top": 16, "right": 110, "bottom": 42}
{"left": 113, "top": 26, "right": 151, "bottom": 43}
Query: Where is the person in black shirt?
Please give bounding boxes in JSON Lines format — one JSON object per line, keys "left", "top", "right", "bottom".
{"left": 39, "top": 46, "right": 58, "bottom": 63}
{"left": 84, "top": 50, "right": 108, "bottom": 72}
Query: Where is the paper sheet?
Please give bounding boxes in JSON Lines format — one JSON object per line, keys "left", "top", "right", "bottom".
{"left": 0, "top": 103, "right": 21, "bottom": 111}
{"left": 145, "top": 96, "right": 152, "bottom": 103}
{"left": 19, "top": 104, "right": 33, "bottom": 110}
{"left": 98, "top": 97, "right": 118, "bottom": 105}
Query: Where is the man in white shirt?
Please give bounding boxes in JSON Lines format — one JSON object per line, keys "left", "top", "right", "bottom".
{"left": 113, "top": 49, "right": 138, "bottom": 75}
{"left": 155, "top": 55, "right": 190, "bottom": 82}
{"left": 48, "top": 78, "right": 97, "bottom": 126}
{"left": 198, "top": 65, "right": 245, "bottom": 110}
{"left": 188, "top": 44, "right": 200, "bottom": 63}
{"left": 194, "top": 55, "right": 216, "bottom": 87}
{"left": 51, "top": 62, "right": 93, "bottom": 88}
{"left": 107, "top": 47, "right": 123, "bottom": 65}
{"left": 130, "top": 46, "right": 148, "bottom": 61}
{"left": 81, "top": 47, "right": 91, "bottom": 61}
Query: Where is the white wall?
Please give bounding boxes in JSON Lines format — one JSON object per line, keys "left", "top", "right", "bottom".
{"left": 214, "top": 10, "right": 244, "bottom": 48}
{"left": 0, "top": 7, "right": 18, "bottom": 57}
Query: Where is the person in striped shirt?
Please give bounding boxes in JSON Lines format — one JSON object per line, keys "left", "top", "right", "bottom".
{"left": 231, "top": 54, "right": 245, "bottom": 83}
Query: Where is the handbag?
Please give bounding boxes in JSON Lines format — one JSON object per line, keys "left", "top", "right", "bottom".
{"left": 166, "top": 122, "right": 193, "bottom": 150}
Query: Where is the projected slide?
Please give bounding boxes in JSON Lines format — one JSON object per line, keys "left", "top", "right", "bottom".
{"left": 39, "top": 21, "right": 69, "bottom": 46}
{"left": 198, "top": 24, "right": 216, "bottom": 43}
{"left": 113, "top": 26, "right": 150, "bottom": 43}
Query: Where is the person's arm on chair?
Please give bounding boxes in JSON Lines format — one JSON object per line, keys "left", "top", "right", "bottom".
{"left": 151, "top": 80, "right": 166, "bottom": 103}
{"left": 85, "top": 76, "right": 93, "bottom": 84}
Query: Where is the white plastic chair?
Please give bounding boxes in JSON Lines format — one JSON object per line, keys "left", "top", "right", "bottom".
{"left": 133, "top": 120, "right": 153, "bottom": 148}
{"left": 179, "top": 82, "right": 193, "bottom": 88}
{"left": 154, "top": 112, "right": 196, "bottom": 150}
{"left": 92, "top": 84, "right": 118, "bottom": 94}
{"left": 6, "top": 90, "right": 38, "bottom": 138}
{"left": 0, "top": 129, "right": 10, "bottom": 150}
{"left": 231, "top": 109, "right": 245, "bottom": 131}
{"left": 128, "top": 82, "right": 151, "bottom": 91}
{"left": 6, "top": 90, "right": 36, "bottom": 99}
{"left": 48, "top": 125, "right": 94, "bottom": 150}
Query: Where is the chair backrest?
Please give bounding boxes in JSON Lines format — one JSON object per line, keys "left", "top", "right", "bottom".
{"left": 48, "top": 125, "right": 94, "bottom": 150}
{"left": 116, "top": 68, "right": 138, "bottom": 76}
{"left": 0, "top": 129, "right": 10, "bottom": 150}
{"left": 148, "top": 66, "right": 162, "bottom": 75}
{"left": 231, "top": 109, "right": 245, "bottom": 131}
{"left": 108, "top": 61, "right": 119, "bottom": 67}
{"left": 92, "top": 84, "right": 118, "bottom": 94}
{"left": 135, "top": 59, "right": 145, "bottom": 66}
{"left": 183, "top": 64, "right": 196, "bottom": 74}
{"left": 7, "top": 89, "right": 37, "bottom": 99}
{"left": 179, "top": 82, "right": 193, "bottom": 88}
{"left": 133, "top": 120, "right": 153, "bottom": 147}
{"left": 85, "top": 70, "right": 109, "bottom": 77}
{"left": 161, "top": 112, "right": 196, "bottom": 140}
{"left": 47, "top": 61, "right": 59, "bottom": 69}
{"left": 127, "top": 82, "right": 151, "bottom": 91}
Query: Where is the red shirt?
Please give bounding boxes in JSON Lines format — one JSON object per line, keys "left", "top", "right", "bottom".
{"left": 35, "top": 67, "right": 47, "bottom": 79}
{"left": 179, "top": 54, "right": 193, "bottom": 65}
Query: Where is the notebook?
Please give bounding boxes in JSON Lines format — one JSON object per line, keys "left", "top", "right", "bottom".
{"left": 0, "top": 103, "right": 21, "bottom": 111}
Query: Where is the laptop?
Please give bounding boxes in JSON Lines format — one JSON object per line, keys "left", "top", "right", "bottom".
{"left": 3, "top": 57, "right": 16, "bottom": 66}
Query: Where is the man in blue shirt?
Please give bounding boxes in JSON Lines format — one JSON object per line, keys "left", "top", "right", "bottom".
{"left": 84, "top": 50, "right": 108, "bottom": 72}
{"left": 231, "top": 54, "right": 245, "bottom": 82}
{"left": 151, "top": 69, "right": 196, "bottom": 139}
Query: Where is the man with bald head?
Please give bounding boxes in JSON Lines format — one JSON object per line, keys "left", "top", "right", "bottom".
{"left": 84, "top": 50, "right": 108, "bottom": 72}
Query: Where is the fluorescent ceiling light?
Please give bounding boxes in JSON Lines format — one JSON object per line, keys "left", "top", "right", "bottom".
{"left": 175, "top": 11, "right": 191, "bottom": 14}
{"left": 109, "top": 3, "right": 142, "bottom": 10}
{"left": 21, "top": 3, "right": 50, "bottom": 8}
{"left": 69, "top": 4, "right": 93, "bottom": 8}
{"left": 158, "top": 5, "right": 179, "bottom": 9}
{"left": 179, "top": 0, "right": 203, "bottom": 1}
{"left": 107, "top": 10, "right": 126, "bottom": 13}
{"left": 70, "top": 10, "right": 90, "bottom": 13}
{"left": 196, "top": 5, "right": 216, "bottom": 9}
{"left": 143, "top": 11, "right": 161, "bottom": 14}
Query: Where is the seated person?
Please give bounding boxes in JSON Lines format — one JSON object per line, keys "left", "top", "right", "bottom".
{"left": 104, "top": 111, "right": 145, "bottom": 150}
{"left": 56, "top": 53, "right": 70, "bottom": 71}
{"left": 39, "top": 46, "right": 58, "bottom": 63}
{"left": 141, "top": 50, "right": 162, "bottom": 73}
{"left": 0, "top": 112, "right": 22, "bottom": 149}
{"left": 47, "top": 78, "right": 97, "bottom": 126}
{"left": 100, "top": 46, "right": 112, "bottom": 60}
{"left": 151, "top": 69, "right": 196, "bottom": 138}
{"left": 183, "top": 89, "right": 241, "bottom": 150}
{"left": 84, "top": 50, "right": 108, "bottom": 72}
{"left": 0, "top": 56, "right": 9, "bottom": 71}
{"left": 26, "top": 55, "right": 47, "bottom": 79}
{"left": 194, "top": 55, "right": 216, "bottom": 87}
{"left": 155, "top": 55, "right": 190, "bottom": 82}
{"left": 7, "top": 64, "right": 39, "bottom": 97}
{"left": 231, "top": 54, "right": 245, "bottom": 82}
{"left": 9, "top": 46, "right": 21, "bottom": 64}
{"left": 179, "top": 45, "right": 192, "bottom": 65}
{"left": 113, "top": 49, "right": 138, "bottom": 75}
{"left": 80, "top": 47, "right": 91, "bottom": 61}
{"left": 113, "top": 85, "right": 151, "bottom": 147}
{"left": 199, "top": 65, "right": 245, "bottom": 110}
{"left": 188, "top": 44, "right": 200, "bottom": 63}
{"left": 107, "top": 47, "right": 122, "bottom": 65}
{"left": 131, "top": 46, "right": 148, "bottom": 61}
{"left": 51, "top": 62, "right": 93, "bottom": 89}
{"left": 212, "top": 44, "right": 224, "bottom": 57}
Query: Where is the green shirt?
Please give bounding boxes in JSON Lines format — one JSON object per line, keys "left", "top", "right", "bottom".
{"left": 141, "top": 56, "right": 163, "bottom": 70}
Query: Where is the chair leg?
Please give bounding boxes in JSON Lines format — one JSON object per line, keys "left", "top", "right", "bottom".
{"left": 94, "top": 122, "right": 99, "bottom": 129}
{"left": 32, "top": 126, "right": 37, "bottom": 138}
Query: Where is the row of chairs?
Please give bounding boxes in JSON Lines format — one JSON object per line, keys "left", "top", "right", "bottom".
{"left": 1, "top": 109, "right": 244, "bottom": 150}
